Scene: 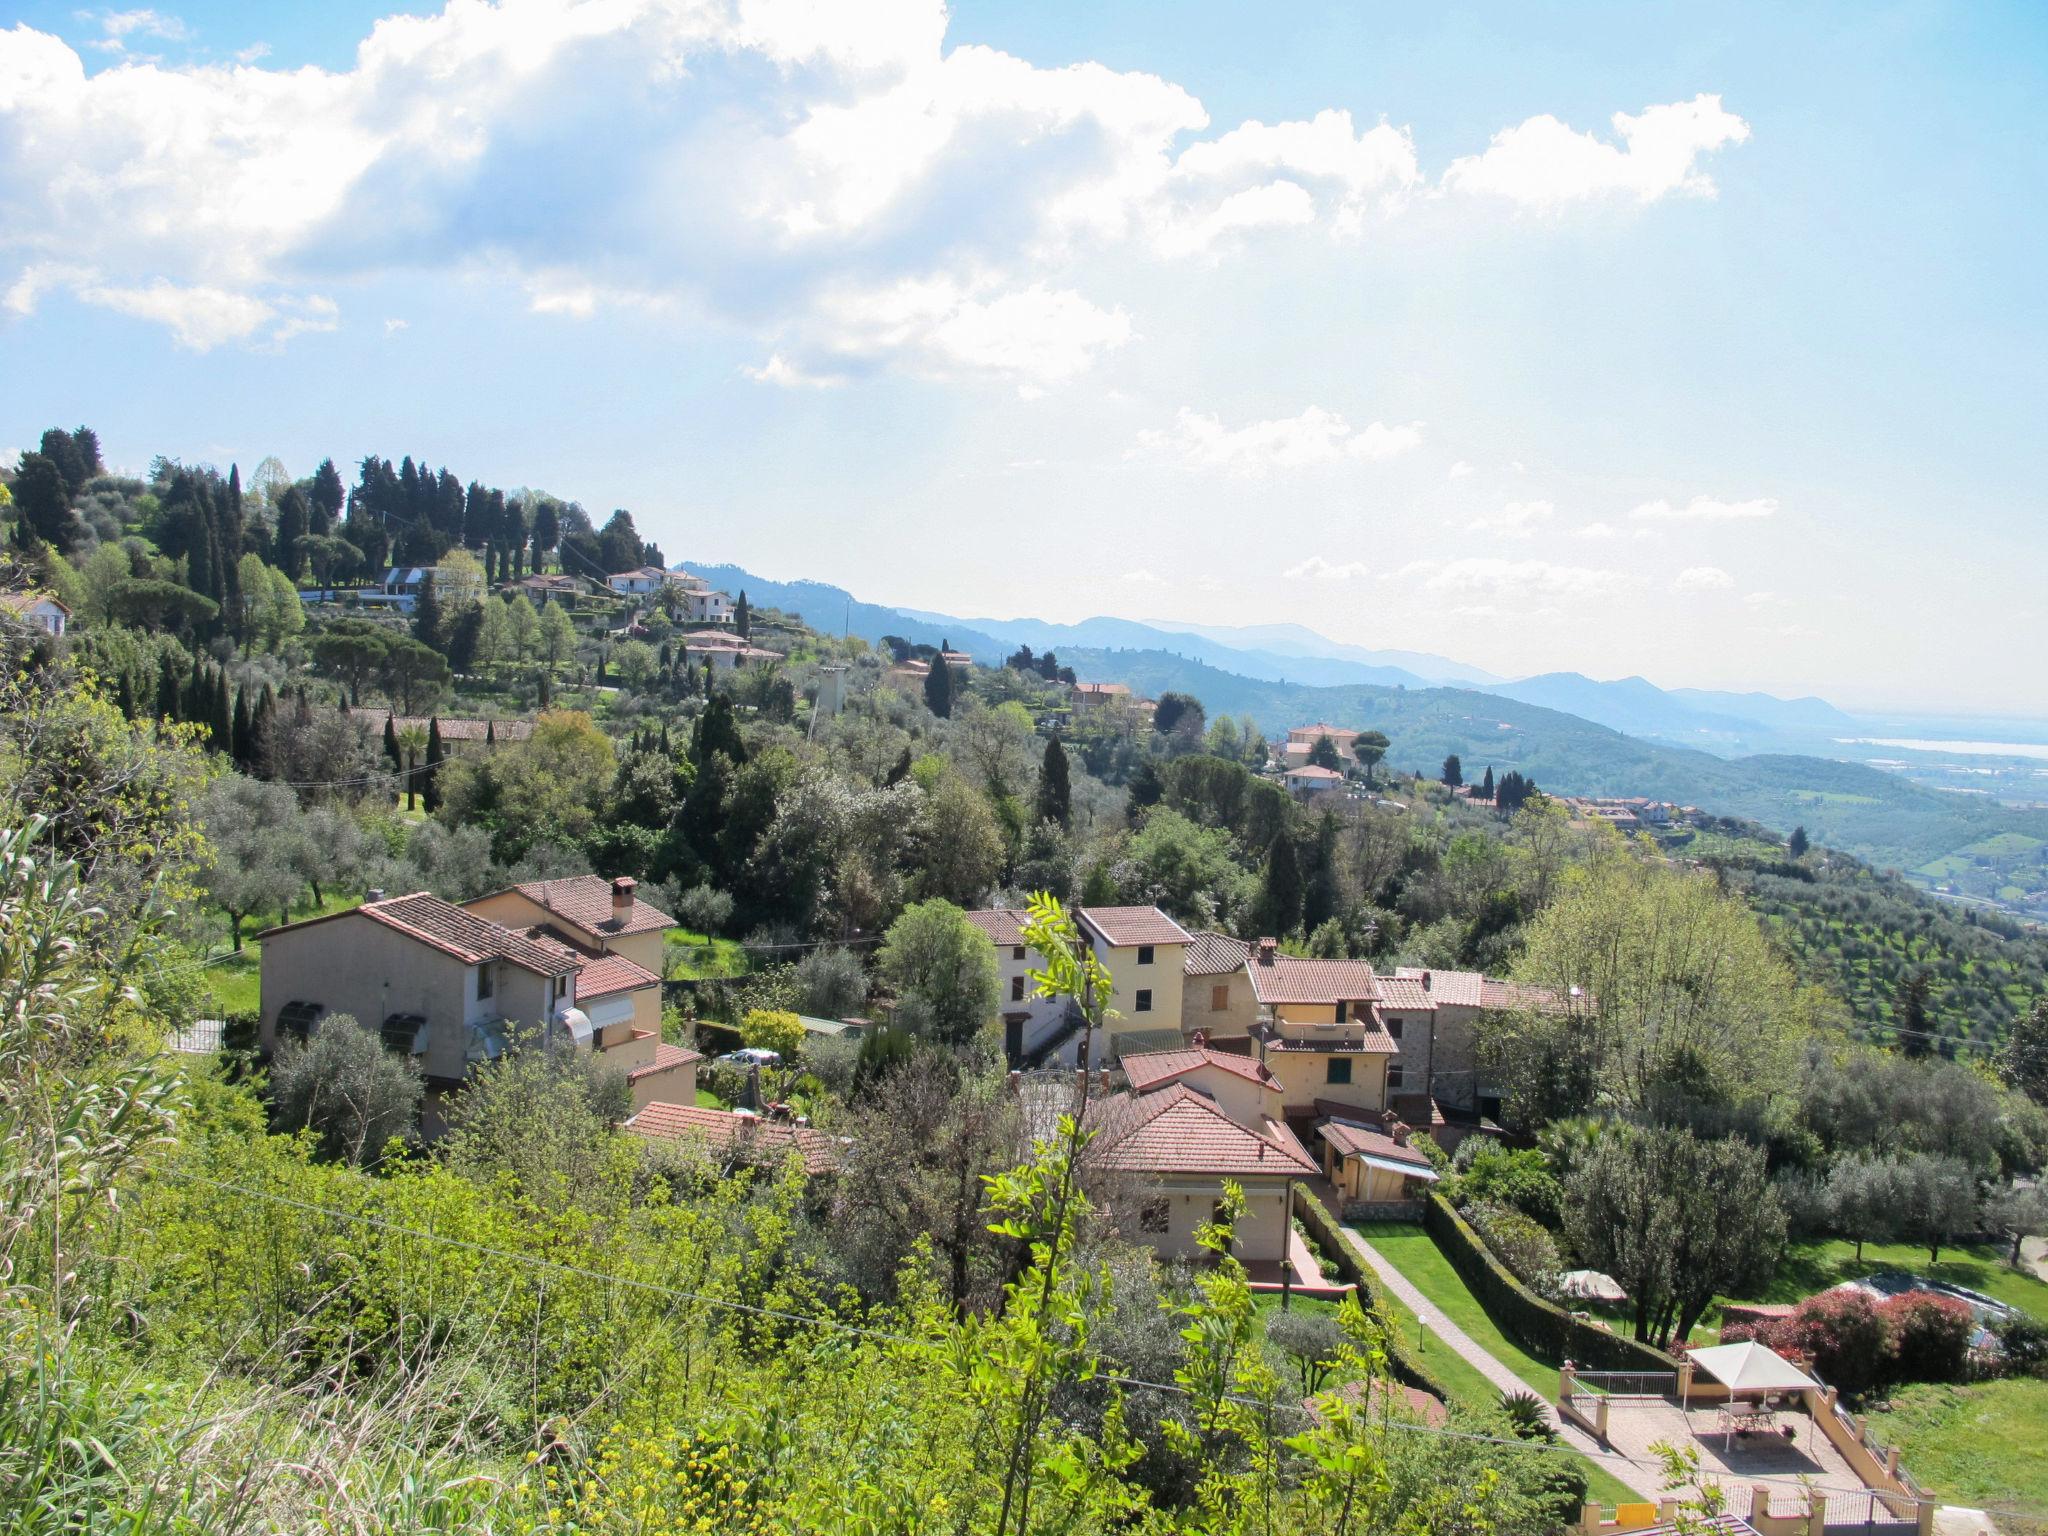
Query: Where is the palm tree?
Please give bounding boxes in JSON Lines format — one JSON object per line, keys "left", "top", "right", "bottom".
{"left": 394, "top": 722, "right": 428, "bottom": 811}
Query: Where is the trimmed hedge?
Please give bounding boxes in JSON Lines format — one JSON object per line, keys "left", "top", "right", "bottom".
{"left": 1294, "top": 1189, "right": 1456, "bottom": 1405}
{"left": 1422, "top": 1193, "right": 1678, "bottom": 1375}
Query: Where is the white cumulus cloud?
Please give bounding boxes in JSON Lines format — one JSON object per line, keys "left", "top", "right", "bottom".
{"left": 0, "top": 7, "right": 1748, "bottom": 375}
{"left": 1447, "top": 460, "right": 1473, "bottom": 480}
{"left": 1442, "top": 94, "right": 1749, "bottom": 207}
{"left": 1136, "top": 405, "right": 1422, "bottom": 473}
{"left": 1391, "top": 557, "right": 1634, "bottom": 615}
{"left": 1631, "top": 494, "right": 1778, "bottom": 522}
{"left": 1673, "top": 565, "right": 1735, "bottom": 593}
{"left": 1467, "top": 500, "right": 1553, "bottom": 538}
{"left": 1284, "top": 555, "right": 1371, "bottom": 581}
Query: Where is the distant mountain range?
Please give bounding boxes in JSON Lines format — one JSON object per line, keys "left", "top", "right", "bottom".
{"left": 681, "top": 559, "right": 2048, "bottom": 892}
{"left": 687, "top": 561, "right": 1861, "bottom": 751}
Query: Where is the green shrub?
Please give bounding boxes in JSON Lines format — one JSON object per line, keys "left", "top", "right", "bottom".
{"left": 1465, "top": 1200, "right": 1562, "bottom": 1295}
{"left": 1422, "top": 1194, "right": 1677, "bottom": 1374}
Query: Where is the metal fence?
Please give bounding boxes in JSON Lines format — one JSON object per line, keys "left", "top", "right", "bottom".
{"left": 1819, "top": 1487, "right": 1920, "bottom": 1533}
{"left": 1572, "top": 1370, "right": 1676, "bottom": 1400}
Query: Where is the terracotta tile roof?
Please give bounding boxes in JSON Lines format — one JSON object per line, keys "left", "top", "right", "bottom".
{"left": 1318, "top": 1117, "right": 1433, "bottom": 1169}
{"left": 1079, "top": 906, "right": 1193, "bottom": 948}
{"left": 508, "top": 876, "right": 675, "bottom": 938}
{"left": 1084, "top": 1084, "right": 1317, "bottom": 1176}
{"left": 1394, "top": 967, "right": 1484, "bottom": 1008}
{"left": 1, "top": 590, "right": 68, "bottom": 615}
{"left": 627, "top": 1041, "right": 704, "bottom": 1082}
{"left": 1371, "top": 977, "right": 1436, "bottom": 1011}
{"left": 626, "top": 1102, "right": 841, "bottom": 1175}
{"left": 964, "top": 908, "right": 1032, "bottom": 947}
{"left": 1073, "top": 681, "right": 1130, "bottom": 697}
{"left": 1247, "top": 953, "right": 1379, "bottom": 1006}
{"left": 357, "top": 892, "right": 576, "bottom": 975}
{"left": 1121, "top": 1045, "right": 1277, "bottom": 1094}
{"left": 1182, "top": 931, "right": 1251, "bottom": 977}
{"left": 1266, "top": 1027, "right": 1398, "bottom": 1054}
{"left": 576, "top": 951, "right": 662, "bottom": 999}
{"left": 1289, "top": 723, "right": 1359, "bottom": 740}
{"left": 1284, "top": 765, "right": 1344, "bottom": 782}
{"left": 387, "top": 715, "right": 533, "bottom": 743}
{"left": 1479, "top": 977, "right": 1562, "bottom": 1011}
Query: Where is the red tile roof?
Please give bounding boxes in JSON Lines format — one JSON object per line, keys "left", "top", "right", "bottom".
{"left": 1318, "top": 1118, "right": 1434, "bottom": 1169}
{"left": 356, "top": 892, "right": 576, "bottom": 975}
{"left": 387, "top": 715, "right": 534, "bottom": 743}
{"left": 1121, "top": 1045, "right": 1278, "bottom": 1094}
{"left": 1247, "top": 953, "right": 1379, "bottom": 1006}
{"left": 1079, "top": 906, "right": 1193, "bottom": 948}
{"left": 626, "top": 1102, "right": 841, "bottom": 1175}
{"left": 1073, "top": 681, "right": 1130, "bottom": 697}
{"left": 507, "top": 876, "right": 675, "bottom": 938}
{"left": 1084, "top": 1084, "right": 1317, "bottom": 1176}
{"left": 1266, "top": 1027, "right": 1398, "bottom": 1054}
{"left": 1181, "top": 931, "right": 1251, "bottom": 977}
{"left": 1371, "top": 977, "right": 1436, "bottom": 1012}
{"left": 627, "top": 1041, "right": 704, "bottom": 1083}
{"left": 1479, "top": 977, "right": 1562, "bottom": 1012}
{"left": 964, "top": 908, "right": 1032, "bottom": 947}
{"left": 576, "top": 952, "right": 662, "bottom": 999}
{"left": 1284, "top": 765, "right": 1345, "bottom": 782}
{"left": 1395, "top": 967, "right": 1484, "bottom": 1008}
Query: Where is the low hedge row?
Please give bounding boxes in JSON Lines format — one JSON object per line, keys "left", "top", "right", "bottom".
{"left": 1422, "top": 1193, "right": 1678, "bottom": 1376}
{"left": 1293, "top": 1189, "right": 1456, "bottom": 1405}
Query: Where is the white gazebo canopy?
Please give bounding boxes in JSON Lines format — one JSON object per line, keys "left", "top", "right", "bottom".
{"left": 1686, "top": 1340, "right": 1815, "bottom": 1395}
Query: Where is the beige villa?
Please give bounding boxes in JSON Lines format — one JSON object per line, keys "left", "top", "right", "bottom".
{"left": 258, "top": 876, "right": 698, "bottom": 1112}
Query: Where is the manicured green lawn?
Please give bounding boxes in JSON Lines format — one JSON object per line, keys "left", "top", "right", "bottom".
{"left": 1863, "top": 1379, "right": 2048, "bottom": 1522}
{"left": 664, "top": 927, "right": 749, "bottom": 980}
{"left": 1709, "top": 1238, "right": 2048, "bottom": 1333}
{"left": 1350, "top": 1222, "right": 1566, "bottom": 1402}
{"left": 1346, "top": 1223, "right": 1639, "bottom": 1510}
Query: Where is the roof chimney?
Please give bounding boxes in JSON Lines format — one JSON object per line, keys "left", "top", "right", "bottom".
{"left": 611, "top": 876, "right": 636, "bottom": 917}
{"left": 1257, "top": 937, "right": 1278, "bottom": 964}
{"left": 366, "top": 888, "right": 386, "bottom": 904}
{"left": 1191, "top": 1028, "right": 1207, "bottom": 1048}
{"left": 1421, "top": 970, "right": 1432, "bottom": 992}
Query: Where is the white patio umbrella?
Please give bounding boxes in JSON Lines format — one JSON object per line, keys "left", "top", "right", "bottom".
{"left": 1556, "top": 1269, "right": 1627, "bottom": 1303}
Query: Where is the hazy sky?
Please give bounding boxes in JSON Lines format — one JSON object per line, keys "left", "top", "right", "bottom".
{"left": 3, "top": 1, "right": 2043, "bottom": 714}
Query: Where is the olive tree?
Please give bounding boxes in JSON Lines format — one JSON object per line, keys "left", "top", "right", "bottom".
{"left": 877, "top": 898, "right": 999, "bottom": 1047}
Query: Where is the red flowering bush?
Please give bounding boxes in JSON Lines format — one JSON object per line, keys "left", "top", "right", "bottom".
{"left": 1773, "top": 1290, "right": 1893, "bottom": 1395}
{"left": 1879, "top": 1292, "right": 1973, "bottom": 1385}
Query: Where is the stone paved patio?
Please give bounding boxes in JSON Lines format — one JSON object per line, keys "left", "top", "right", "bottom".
{"left": 1597, "top": 1396, "right": 1870, "bottom": 1501}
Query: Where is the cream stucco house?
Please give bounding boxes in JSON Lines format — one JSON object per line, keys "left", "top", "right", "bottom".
{"left": 1077, "top": 905, "right": 1192, "bottom": 1059}
{"left": 259, "top": 880, "right": 699, "bottom": 1114}
{"left": 965, "top": 907, "right": 1075, "bottom": 1065}
{"left": 1243, "top": 943, "right": 1398, "bottom": 1118}
{"left": 1180, "top": 931, "right": 1257, "bottom": 1039}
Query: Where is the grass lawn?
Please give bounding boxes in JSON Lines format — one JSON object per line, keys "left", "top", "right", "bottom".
{"left": 665, "top": 927, "right": 749, "bottom": 980}
{"left": 1345, "top": 1223, "right": 1640, "bottom": 1510}
{"left": 202, "top": 889, "right": 360, "bottom": 1017}
{"left": 1862, "top": 1379, "right": 2048, "bottom": 1522}
{"left": 1350, "top": 1222, "right": 1564, "bottom": 1403}
{"left": 1708, "top": 1238, "right": 2048, "bottom": 1334}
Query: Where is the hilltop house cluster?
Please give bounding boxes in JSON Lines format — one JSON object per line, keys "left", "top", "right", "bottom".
{"left": 968, "top": 901, "right": 1563, "bottom": 1271}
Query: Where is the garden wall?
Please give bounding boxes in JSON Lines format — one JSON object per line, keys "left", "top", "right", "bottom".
{"left": 1296, "top": 1190, "right": 1455, "bottom": 1405}
{"left": 1422, "top": 1193, "right": 1679, "bottom": 1375}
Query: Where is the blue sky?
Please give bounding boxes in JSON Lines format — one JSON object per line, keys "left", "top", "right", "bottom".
{"left": 3, "top": 1, "right": 2043, "bottom": 714}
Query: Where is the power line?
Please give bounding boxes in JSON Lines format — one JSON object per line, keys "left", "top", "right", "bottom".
{"left": 134, "top": 1165, "right": 1980, "bottom": 1511}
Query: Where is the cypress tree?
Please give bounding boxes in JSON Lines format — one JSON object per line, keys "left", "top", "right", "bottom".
{"left": 1442, "top": 754, "right": 1463, "bottom": 788}
{"left": 253, "top": 684, "right": 276, "bottom": 766}
{"left": 486, "top": 718, "right": 496, "bottom": 746}
{"left": 1478, "top": 765, "right": 1495, "bottom": 802}
{"left": 115, "top": 672, "right": 136, "bottom": 720}
{"left": 155, "top": 658, "right": 180, "bottom": 723}
{"left": 422, "top": 717, "right": 446, "bottom": 814}
{"left": 412, "top": 570, "right": 442, "bottom": 651}
{"left": 734, "top": 591, "right": 751, "bottom": 639}
{"left": 383, "top": 712, "right": 402, "bottom": 769}
{"left": 537, "top": 670, "right": 550, "bottom": 707}
{"left": 1255, "top": 831, "right": 1303, "bottom": 938}
{"left": 1034, "top": 736, "right": 1071, "bottom": 829}
{"left": 1302, "top": 811, "right": 1340, "bottom": 933}
{"left": 231, "top": 685, "right": 253, "bottom": 768}
{"left": 923, "top": 652, "right": 954, "bottom": 719}
{"left": 211, "top": 668, "right": 233, "bottom": 755}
